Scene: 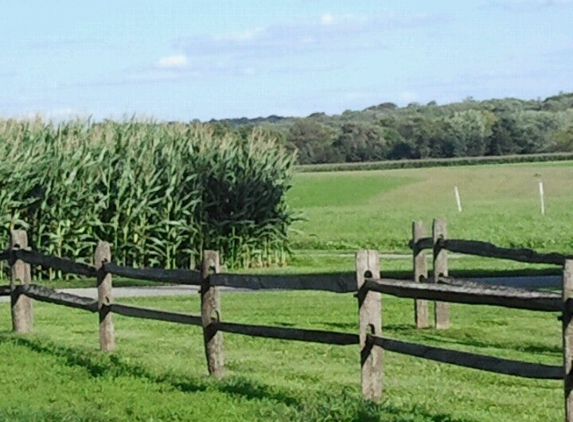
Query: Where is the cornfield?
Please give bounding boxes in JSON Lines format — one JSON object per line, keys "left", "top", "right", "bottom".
{"left": 0, "top": 118, "right": 296, "bottom": 278}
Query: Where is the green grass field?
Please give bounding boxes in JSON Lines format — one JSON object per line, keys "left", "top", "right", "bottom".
{"left": 288, "top": 161, "right": 573, "bottom": 254}
{"left": 1, "top": 161, "right": 572, "bottom": 421}
{"left": 0, "top": 293, "right": 563, "bottom": 421}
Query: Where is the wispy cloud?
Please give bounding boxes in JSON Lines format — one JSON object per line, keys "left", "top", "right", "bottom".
{"left": 157, "top": 54, "right": 188, "bottom": 69}
{"left": 481, "top": 0, "right": 573, "bottom": 12}
{"left": 65, "top": 12, "right": 449, "bottom": 91}
{"left": 174, "top": 12, "right": 448, "bottom": 58}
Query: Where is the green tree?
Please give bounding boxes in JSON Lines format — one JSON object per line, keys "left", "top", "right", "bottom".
{"left": 286, "top": 119, "right": 337, "bottom": 164}
{"left": 332, "top": 122, "right": 388, "bottom": 162}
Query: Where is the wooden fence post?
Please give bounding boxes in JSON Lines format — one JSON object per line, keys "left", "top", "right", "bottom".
{"left": 356, "top": 250, "right": 382, "bottom": 402}
{"left": 9, "top": 230, "right": 33, "bottom": 333}
{"left": 95, "top": 241, "right": 115, "bottom": 351}
{"left": 433, "top": 219, "right": 450, "bottom": 329}
{"left": 563, "top": 259, "right": 573, "bottom": 422}
{"left": 201, "top": 250, "right": 224, "bottom": 378}
{"left": 413, "top": 221, "right": 429, "bottom": 328}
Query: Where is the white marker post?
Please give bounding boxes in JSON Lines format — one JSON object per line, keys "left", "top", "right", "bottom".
{"left": 454, "top": 186, "right": 462, "bottom": 212}
{"left": 539, "top": 181, "right": 545, "bottom": 216}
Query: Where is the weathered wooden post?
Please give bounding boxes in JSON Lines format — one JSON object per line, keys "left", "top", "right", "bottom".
{"left": 356, "top": 249, "right": 382, "bottom": 402}
{"left": 433, "top": 219, "right": 450, "bottom": 329}
{"left": 9, "top": 230, "right": 33, "bottom": 333}
{"left": 201, "top": 250, "right": 224, "bottom": 378}
{"left": 95, "top": 241, "right": 115, "bottom": 351}
{"left": 563, "top": 259, "right": 573, "bottom": 422}
{"left": 413, "top": 221, "right": 429, "bottom": 328}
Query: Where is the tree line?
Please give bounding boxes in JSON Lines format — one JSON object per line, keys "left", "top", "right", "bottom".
{"left": 209, "top": 92, "right": 573, "bottom": 164}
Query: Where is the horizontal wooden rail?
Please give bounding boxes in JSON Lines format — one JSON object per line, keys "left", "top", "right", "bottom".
{"left": 13, "top": 249, "right": 97, "bottom": 277}
{"left": 436, "top": 276, "right": 546, "bottom": 294}
{"left": 0, "top": 285, "right": 10, "bottom": 296}
{"left": 210, "top": 272, "right": 356, "bottom": 293}
{"left": 19, "top": 284, "right": 98, "bottom": 312}
{"left": 103, "top": 262, "right": 201, "bottom": 285}
{"left": 370, "top": 335, "right": 561, "bottom": 379}
{"left": 364, "top": 278, "right": 561, "bottom": 312}
{"left": 444, "top": 239, "right": 569, "bottom": 265}
{"left": 111, "top": 303, "right": 203, "bottom": 326}
{"left": 216, "top": 321, "right": 359, "bottom": 345}
{"left": 409, "top": 237, "right": 570, "bottom": 266}
{"left": 409, "top": 237, "right": 433, "bottom": 251}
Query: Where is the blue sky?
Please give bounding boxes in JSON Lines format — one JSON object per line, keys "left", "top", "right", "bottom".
{"left": 2, "top": 0, "right": 572, "bottom": 121}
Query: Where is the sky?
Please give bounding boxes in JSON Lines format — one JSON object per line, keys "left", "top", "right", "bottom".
{"left": 2, "top": 0, "right": 572, "bottom": 121}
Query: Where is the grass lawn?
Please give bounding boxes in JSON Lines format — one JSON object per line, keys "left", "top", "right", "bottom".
{"left": 0, "top": 291, "right": 564, "bottom": 421}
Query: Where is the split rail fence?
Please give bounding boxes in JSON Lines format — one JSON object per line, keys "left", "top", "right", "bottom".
{"left": 1, "top": 220, "right": 573, "bottom": 420}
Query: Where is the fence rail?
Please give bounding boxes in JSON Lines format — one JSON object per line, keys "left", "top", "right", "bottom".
{"left": 364, "top": 278, "right": 561, "bottom": 312}
{"left": 411, "top": 237, "right": 571, "bottom": 265}
{"left": 369, "top": 336, "right": 562, "bottom": 380}
{"left": 210, "top": 272, "right": 355, "bottom": 293}
{"left": 13, "top": 249, "right": 97, "bottom": 277}
{"left": 2, "top": 221, "right": 573, "bottom": 420}
{"left": 103, "top": 262, "right": 201, "bottom": 285}
{"left": 216, "top": 321, "right": 358, "bottom": 345}
{"left": 18, "top": 284, "right": 98, "bottom": 312}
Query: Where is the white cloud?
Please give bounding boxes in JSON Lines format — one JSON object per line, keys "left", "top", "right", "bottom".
{"left": 320, "top": 13, "right": 335, "bottom": 25}
{"left": 157, "top": 54, "right": 188, "bottom": 69}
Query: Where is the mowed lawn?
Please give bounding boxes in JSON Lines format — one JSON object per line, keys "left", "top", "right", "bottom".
{"left": 288, "top": 161, "right": 573, "bottom": 254}
{"left": 0, "top": 292, "right": 565, "bottom": 421}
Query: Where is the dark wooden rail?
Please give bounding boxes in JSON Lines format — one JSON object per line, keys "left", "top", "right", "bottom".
{"left": 210, "top": 272, "right": 355, "bottom": 293}
{"left": 103, "top": 262, "right": 201, "bottom": 285}
{"left": 410, "top": 237, "right": 570, "bottom": 266}
{"left": 19, "top": 284, "right": 98, "bottom": 312}
{"left": 436, "top": 276, "right": 547, "bottom": 293}
{"left": 0, "top": 285, "right": 11, "bottom": 296}
{"left": 370, "top": 336, "right": 561, "bottom": 380}
{"left": 364, "top": 278, "right": 561, "bottom": 312}
{"left": 216, "top": 321, "right": 358, "bottom": 345}
{"left": 445, "top": 239, "right": 569, "bottom": 265}
{"left": 13, "top": 249, "right": 97, "bottom": 277}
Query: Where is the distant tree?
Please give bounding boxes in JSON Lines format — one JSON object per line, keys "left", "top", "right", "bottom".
{"left": 487, "top": 115, "right": 520, "bottom": 155}
{"left": 332, "top": 122, "right": 388, "bottom": 162}
{"left": 444, "top": 110, "right": 496, "bottom": 157}
{"left": 286, "top": 119, "right": 337, "bottom": 164}
{"left": 553, "top": 125, "right": 573, "bottom": 152}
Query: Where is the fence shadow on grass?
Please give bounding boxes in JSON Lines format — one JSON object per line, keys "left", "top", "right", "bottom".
{"left": 414, "top": 331, "right": 562, "bottom": 358}
{"left": 0, "top": 333, "right": 300, "bottom": 407}
{"left": 0, "top": 332, "right": 475, "bottom": 422}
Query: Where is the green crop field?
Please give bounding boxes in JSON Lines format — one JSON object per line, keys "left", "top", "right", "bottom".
{"left": 0, "top": 292, "right": 563, "bottom": 421}
{"left": 288, "top": 161, "right": 573, "bottom": 256}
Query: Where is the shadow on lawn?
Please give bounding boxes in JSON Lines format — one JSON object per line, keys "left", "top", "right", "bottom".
{"left": 0, "top": 333, "right": 474, "bottom": 422}
{"left": 413, "top": 331, "right": 561, "bottom": 357}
